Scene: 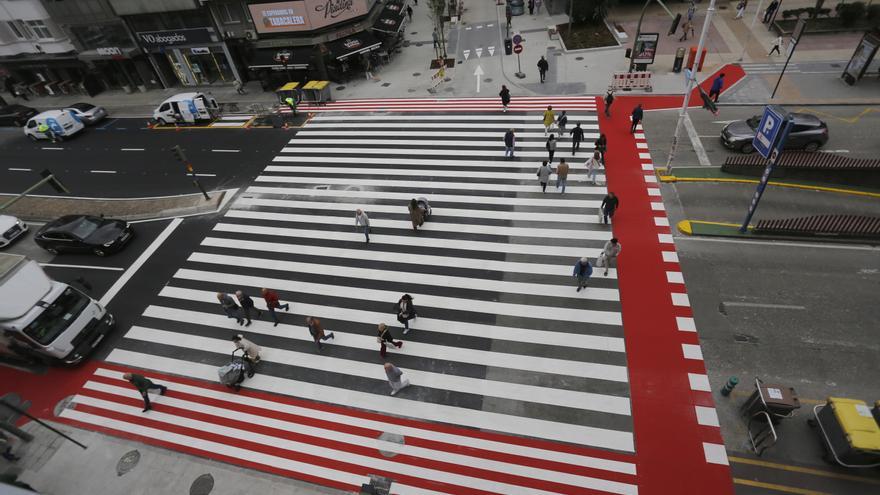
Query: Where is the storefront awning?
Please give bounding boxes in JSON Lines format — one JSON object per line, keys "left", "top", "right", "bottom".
{"left": 246, "top": 48, "right": 311, "bottom": 71}
{"left": 372, "top": 0, "right": 407, "bottom": 34}
{"left": 77, "top": 47, "right": 141, "bottom": 61}
{"left": 326, "top": 31, "right": 382, "bottom": 61}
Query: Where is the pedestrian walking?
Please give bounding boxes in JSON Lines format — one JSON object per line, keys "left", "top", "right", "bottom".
{"left": 536, "top": 161, "right": 552, "bottom": 193}
{"left": 679, "top": 20, "right": 693, "bottom": 41}
{"left": 406, "top": 5, "right": 413, "bottom": 21}
{"left": 570, "top": 123, "right": 584, "bottom": 154}
{"left": 261, "top": 288, "right": 289, "bottom": 327}
{"left": 377, "top": 323, "right": 403, "bottom": 358}
{"left": 735, "top": 1, "right": 746, "bottom": 19}
{"left": 763, "top": 0, "right": 779, "bottom": 23}
{"left": 528, "top": 0, "right": 534, "bottom": 15}
{"left": 285, "top": 96, "right": 297, "bottom": 114}
{"left": 546, "top": 134, "right": 557, "bottom": 163}
{"left": 506, "top": 4, "right": 512, "bottom": 29}
{"left": 557, "top": 110, "right": 568, "bottom": 135}
{"left": 687, "top": 1, "right": 696, "bottom": 21}
{"left": 306, "top": 316, "right": 335, "bottom": 351}
{"left": 123, "top": 372, "right": 167, "bottom": 412}
{"left": 503, "top": 128, "right": 516, "bottom": 159}
{"left": 364, "top": 55, "right": 374, "bottom": 80}
{"left": 556, "top": 158, "right": 569, "bottom": 194}
{"left": 217, "top": 292, "right": 244, "bottom": 325}
{"left": 235, "top": 290, "right": 261, "bottom": 326}
{"left": 595, "top": 133, "right": 607, "bottom": 163}
{"left": 573, "top": 257, "right": 593, "bottom": 292}
{"left": 630, "top": 103, "right": 643, "bottom": 134}
{"left": 542, "top": 105, "right": 555, "bottom": 135}
{"left": 535, "top": 0, "right": 543, "bottom": 13}
{"left": 499, "top": 85, "right": 511, "bottom": 112}
{"left": 432, "top": 29, "right": 440, "bottom": 52}
{"left": 384, "top": 362, "right": 411, "bottom": 395}
{"left": 395, "top": 294, "right": 418, "bottom": 335}
{"left": 355, "top": 208, "right": 371, "bottom": 243}
{"left": 232, "top": 334, "right": 261, "bottom": 377}
{"left": 603, "top": 90, "right": 614, "bottom": 117}
{"left": 408, "top": 198, "right": 425, "bottom": 230}
{"left": 769, "top": 36, "right": 783, "bottom": 56}
{"left": 599, "top": 238, "right": 622, "bottom": 276}
{"left": 537, "top": 56, "right": 549, "bottom": 83}
{"left": 601, "top": 192, "right": 619, "bottom": 225}
{"left": 709, "top": 73, "right": 725, "bottom": 102}
{"left": 586, "top": 151, "right": 603, "bottom": 185}
{"left": 233, "top": 79, "right": 246, "bottom": 95}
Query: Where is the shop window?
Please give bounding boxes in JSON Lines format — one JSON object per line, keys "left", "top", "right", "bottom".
{"left": 219, "top": 3, "right": 241, "bottom": 24}
{"left": 25, "top": 20, "right": 53, "bottom": 40}
{"left": 6, "top": 21, "right": 26, "bottom": 40}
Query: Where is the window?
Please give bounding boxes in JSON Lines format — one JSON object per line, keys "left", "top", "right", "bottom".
{"left": 6, "top": 21, "right": 26, "bottom": 40}
{"left": 219, "top": 3, "right": 241, "bottom": 23}
{"left": 25, "top": 20, "right": 53, "bottom": 39}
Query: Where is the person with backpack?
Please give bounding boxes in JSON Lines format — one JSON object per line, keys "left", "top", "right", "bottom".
{"left": 537, "top": 56, "right": 549, "bottom": 83}
{"left": 408, "top": 198, "right": 425, "bottom": 230}
{"left": 499, "top": 85, "right": 511, "bottom": 112}
{"left": 573, "top": 257, "right": 593, "bottom": 292}
{"left": 570, "top": 122, "right": 584, "bottom": 154}
{"left": 556, "top": 110, "right": 568, "bottom": 135}
{"left": 545, "top": 134, "right": 557, "bottom": 163}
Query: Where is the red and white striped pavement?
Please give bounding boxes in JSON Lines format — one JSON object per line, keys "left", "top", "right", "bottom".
{"left": 283, "top": 96, "right": 597, "bottom": 113}
{"left": 61, "top": 365, "right": 640, "bottom": 495}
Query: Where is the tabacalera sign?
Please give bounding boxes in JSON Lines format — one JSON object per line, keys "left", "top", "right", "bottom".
{"left": 249, "top": 0, "right": 370, "bottom": 33}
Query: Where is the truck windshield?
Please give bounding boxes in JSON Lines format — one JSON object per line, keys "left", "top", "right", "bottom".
{"left": 22, "top": 287, "right": 90, "bottom": 345}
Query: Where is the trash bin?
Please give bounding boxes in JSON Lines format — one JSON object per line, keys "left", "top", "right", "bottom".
{"left": 673, "top": 47, "right": 686, "bottom": 73}
{"left": 504, "top": 38, "right": 513, "bottom": 55}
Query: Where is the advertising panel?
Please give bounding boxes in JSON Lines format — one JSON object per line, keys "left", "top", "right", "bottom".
{"left": 632, "top": 33, "right": 659, "bottom": 65}
{"left": 249, "top": 0, "right": 370, "bottom": 33}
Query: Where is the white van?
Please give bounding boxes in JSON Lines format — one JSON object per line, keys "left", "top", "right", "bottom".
{"left": 153, "top": 92, "right": 219, "bottom": 124}
{"left": 0, "top": 254, "right": 114, "bottom": 365}
{"left": 23, "top": 110, "right": 85, "bottom": 142}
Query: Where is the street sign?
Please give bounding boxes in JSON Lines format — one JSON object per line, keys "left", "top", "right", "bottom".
{"left": 752, "top": 105, "right": 788, "bottom": 159}
{"left": 513, "top": 44, "right": 523, "bottom": 54}
{"left": 512, "top": 33, "right": 522, "bottom": 45}
{"left": 740, "top": 115, "right": 793, "bottom": 232}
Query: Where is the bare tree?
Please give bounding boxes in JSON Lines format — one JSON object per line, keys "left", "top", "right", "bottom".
{"left": 428, "top": 0, "right": 449, "bottom": 64}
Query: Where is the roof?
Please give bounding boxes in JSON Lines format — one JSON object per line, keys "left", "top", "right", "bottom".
{"left": 158, "top": 92, "right": 203, "bottom": 104}
{"left": 0, "top": 255, "right": 52, "bottom": 321}
{"left": 33, "top": 110, "right": 69, "bottom": 118}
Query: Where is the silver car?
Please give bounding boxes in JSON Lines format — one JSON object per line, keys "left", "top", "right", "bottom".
{"left": 0, "top": 214, "right": 28, "bottom": 248}
{"left": 64, "top": 102, "right": 108, "bottom": 125}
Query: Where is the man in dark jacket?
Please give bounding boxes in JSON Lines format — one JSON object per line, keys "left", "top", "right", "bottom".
{"left": 537, "top": 56, "right": 549, "bottom": 83}
{"left": 708, "top": 73, "right": 725, "bottom": 102}
{"left": 123, "top": 372, "right": 167, "bottom": 412}
{"left": 570, "top": 123, "right": 584, "bottom": 154}
{"left": 503, "top": 128, "right": 515, "bottom": 159}
{"left": 235, "top": 290, "right": 261, "bottom": 326}
{"left": 573, "top": 257, "right": 593, "bottom": 292}
{"left": 499, "top": 85, "right": 511, "bottom": 112}
{"left": 217, "top": 292, "right": 243, "bottom": 325}
{"left": 601, "top": 192, "right": 619, "bottom": 225}
{"left": 604, "top": 90, "right": 614, "bottom": 117}
{"left": 630, "top": 104, "right": 643, "bottom": 134}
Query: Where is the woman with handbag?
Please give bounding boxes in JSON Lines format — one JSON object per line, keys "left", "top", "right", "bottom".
{"left": 395, "top": 294, "right": 417, "bottom": 335}
{"left": 377, "top": 323, "right": 403, "bottom": 358}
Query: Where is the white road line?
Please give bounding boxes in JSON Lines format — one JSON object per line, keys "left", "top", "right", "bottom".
{"left": 304, "top": 122, "right": 598, "bottom": 130}
{"left": 280, "top": 146, "right": 584, "bottom": 158}
{"left": 120, "top": 148, "right": 145, "bottom": 151}
{"left": 722, "top": 301, "right": 806, "bottom": 310}
{"left": 291, "top": 138, "right": 591, "bottom": 148}
{"left": 212, "top": 149, "right": 241, "bottom": 152}
{"left": 683, "top": 113, "right": 711, "bottom": 166}
{"left": 675, "top": 236, "right": 880, "bottom": 251}
{"left": 273, "top": 155, "right": 597, "bottom": 169}
{"left": 99, "top": 217, "right": 183, "bottom": 306}
{"left": 296, "top": 130, "right": 601, "bottom": 139}
{"left": 312, "top": 114, "right": 597, "bottom": 121}
{"left": 194, "top": 173, "right": 217, "bottom": 177}
{"left": 209, "top": 122, "right": 248, "bottom": 128}
{"left": 41, "top": 147, "right": 64, "bottom": 150}
{"left": 102, "top": 350, "right": 635, "bottom": 452}
{"left": 90, "top": 170, "right": 117, "bottom": 174}
{"left": 7, "top": 167, "right": 31, "bottom": 171}
{"left": 38, "top": 263, "right": 124, "bottom": 271}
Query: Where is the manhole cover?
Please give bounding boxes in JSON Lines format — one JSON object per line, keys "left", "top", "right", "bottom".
{"left": 407, "top": 88, "right": 417, "bottom": 93}
{"left": 377, "top": 432, "right": 405, "bottom": 457}
{"left": 336, "top": 86, "right": 346, "bottom": 91}
{"left": 116, "top": 450, "right": 140, "bottom": 477}
{"left": 575, "top": 56, "right": 584, "bottom": 61}
{"left": 412, "top": 72, "right": 422, "bottom": 76}
{"left": 190, "top": 473, "right": 214, "bottom": 495}
{"left": 54, "top": 395, "right": 75, "bottom": 416}
{"left": 484, "top": 77, "right": 493, "bottom": 83}
{"left": 415, "top": 42, "right": 423, "bottom": 47}
{"left": 381, "top": 82, "right": 391, "bottom": 87}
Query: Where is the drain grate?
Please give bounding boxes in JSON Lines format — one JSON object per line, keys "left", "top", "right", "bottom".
{"left": 190, "top": 474, "right": 214, "bottom": 495}
{"left": 116, "top": 450, "right": 140, "bottom": 477}
{"left": 381, "top": 82, "right": 391, "bottom": 87}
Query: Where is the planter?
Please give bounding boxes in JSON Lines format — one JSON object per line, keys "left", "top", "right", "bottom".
{"left": 557, "top": 20, "right": 620, "bottom": 52}
{"left": 773, "top": 17, "right": 878, "bottom": 35}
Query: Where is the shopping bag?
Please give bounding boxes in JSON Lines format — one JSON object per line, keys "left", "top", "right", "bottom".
{"left": 596, "top": 253, "right": 606, "bottom": 268}
{"left": 597, "top": 207, "right": 603, "bottom": 223}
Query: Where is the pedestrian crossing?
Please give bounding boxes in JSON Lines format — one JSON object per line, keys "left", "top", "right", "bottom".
{"left": 60, "top": 104, "right": 644, "bottom": 494}
{"left": 288, "top": 96, "right": 598, "bottom": 113}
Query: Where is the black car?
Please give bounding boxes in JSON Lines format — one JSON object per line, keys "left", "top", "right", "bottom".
{"left": 0, "top": 104, "right": 38, "bottom": 126}
{"left": 721, "top": 112, "right": 829, "bottom": 153}
{"left": 35, "top": 215, "right": 134, "bottom": 256}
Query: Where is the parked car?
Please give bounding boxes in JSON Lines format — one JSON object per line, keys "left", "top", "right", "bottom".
{"left": 23, "top": 110, "right": 85, "bottom": 142}
{"left": 0, "top": 215, "right": 28, "bottom": 248}
{"left": 35, "top": 215, "right": 134, "bottom": 256}
{"left": 0, "top": 104, "right": 38, "bottom": 127}
{"left": 63, "top": 102, "right": 108, "bottom": 125}
{"left": 721, "top": 113, "right": 829, "bottom": 153}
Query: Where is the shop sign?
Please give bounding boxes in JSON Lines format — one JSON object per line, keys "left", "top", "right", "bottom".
{"left": 249, "top": 0, "right": 369, "bottom": 33}
{"left": 342, "top": 38, "right": 362, "bottom": 50}
{"left": 191, "top": 47, "right": 210, "bottom": 55}
{"left": 137, "top": 28, "right": 213, "bottom": 48}
{"left": 97, "top": 47, "right": 122, "bottom": 56}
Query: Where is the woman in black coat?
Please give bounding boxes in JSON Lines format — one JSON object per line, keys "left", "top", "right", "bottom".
{"left": 395, "top": 294, "right": 418, "bottom": 335}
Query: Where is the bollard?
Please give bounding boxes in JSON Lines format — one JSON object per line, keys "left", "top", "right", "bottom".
{"left": 721, "top": 376, "right": 739, "bottom": 396}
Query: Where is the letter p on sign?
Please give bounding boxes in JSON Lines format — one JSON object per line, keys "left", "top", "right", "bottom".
{"left": 762, "top": 116, "right": 776, "bottom": 135}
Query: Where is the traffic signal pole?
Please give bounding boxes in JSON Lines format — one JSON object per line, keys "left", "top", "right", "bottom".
{"left": 0, "top": 170, "right": 70, "bottom": 213}
{"left": 664, "top": 0, "right": 717, "bottom": 174}
{"left": 171, "top": 145, "right": 211, "bottom": 201}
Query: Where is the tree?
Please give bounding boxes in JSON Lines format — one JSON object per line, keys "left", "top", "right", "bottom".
{"left": 427, "top": 0, "right": 448, "bottom": 63}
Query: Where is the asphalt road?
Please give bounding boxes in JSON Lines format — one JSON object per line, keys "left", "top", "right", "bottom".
{"left": 0, "top": 118, "right": 295, "bottom": 197}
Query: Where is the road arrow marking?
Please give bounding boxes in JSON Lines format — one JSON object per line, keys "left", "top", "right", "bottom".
{"left": 463, "top": 49, "right": 470, "bottom": 60}
{"left": 465, "top": 26, "right": 472, "bottom": 30}
{"left": 476, "top": 25, "right": 483, "bottom": 29}
{"left": 475, "top": 47, "right": 483, "bottom": 58}
{"left": 474, "top": 65, "right": 484, "bottom": 93}
{"left": 487, "top": 23, "right": 494, "bottom": 27}
{"left": 488, "top": 46, "right": 495, "bottom": 56}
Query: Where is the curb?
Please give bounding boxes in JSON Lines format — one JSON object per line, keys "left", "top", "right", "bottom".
{"left": 658, "top": 174, "right": 880, "bottom": 199}
{"left": 676, "top": 219, "right": 880, "bottom": 245}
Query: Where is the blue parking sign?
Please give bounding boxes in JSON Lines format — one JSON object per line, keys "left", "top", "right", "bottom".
{"left": 753, "top": 105, "right": 788, "bottom": 159}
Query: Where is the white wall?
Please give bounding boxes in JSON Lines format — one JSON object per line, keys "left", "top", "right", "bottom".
{"left": 0, "top": 0, "right": 74, "bottom": 56}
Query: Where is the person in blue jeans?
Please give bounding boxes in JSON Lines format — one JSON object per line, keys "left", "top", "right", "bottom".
{"left": 573, "top": 257, "right": 593, "bottom": 292}
{"left": 355, "top": 209, "right": 371, "bottom": 243}
{"left": 503, "top": 128, "right": 515, "bottom": 159}
{"left": 601, "top": 192, "right": 619, "bottom": 225}
{"left": 709, "top": 73, "right": 725, "bottom": 102}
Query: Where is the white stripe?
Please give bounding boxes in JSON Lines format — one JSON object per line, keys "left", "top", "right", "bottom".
{"left": 666, "top": 271, "right": 684, "bottom": 284}
{"left": 213, "top": 223, "right": 607, "bottom": 257}
{"left": 638, "top": 153, "right": 651, "bottom": 160}
{"left": 703, "top": 443, "right": 729, "bottom": 465}
{"left": 38, "top": 263, "right": 124, "bottom": 271}
{"left": 644, "top": 175, "right": 657, "bottom": 183}
{"left": 247, "top": 185, "right": 601, "bottom": 208}
{"left": 662, "top": 251, "right": 679, "bottom": 263}
{"left": 671, "top": 293, "right": 690, "bottom": 307}
{"left": 157, "top": 287, "right": 625, "bottom": 352}
{"left": 209, "top": 122, "right": 247, "bottom": 127}
{"left": 695, "top": 406, "right": 719, "bottom": 427}
{"left": 654, "top": 217, "right": 669, "bottom": 227}
{"left": 303, "top": 122, "right": 593, "bottom": 130}
{"left": 291, "top": 138, "right": 595, "bottom": 148}
{"left": 310, "top": 96, "right": 596, "bottom": 104}
{"left": 145, "top": 304, "right": 627, "bottom": 384}
{"left": 120, "top": 148, "right": 144, "bottom": 151}
{"left": 681, "top": 344, "right": 703, "bottom": 361}
{"left": 173, "top": 268, "right": 623, "bottom": 325}
{"left": 273, "top": 154, "right": 599, "bottom": 170}
{"left": 648, "top": 188, "right": 662, "bottom": 197}
{"left": 224, "top": 209, "right": 616, "bottom": 242}
{"left": 641, "top": 164, "right": 654, "bottom": 171}
{"left": 123, "top": 326, "right": 630, "bottom": 409}
{"left": 90, "top": 170, "right": 116, "bottom": 174}
{"left": 310, "top": 109, "right": 598, "bottom": 116}
{"left": 262, "top": 165, "right": 605, "bottom": 182}
{"left": 220, "top": 115, "right": 254, "bottom": 121}
{"left": 200, "top": 236, "right": 617, "bottom": 278}
{"left": 234, "top": 197, "right": 606, "bottom": 224}
{"left": 658, "top": 233, "right": 674, "bottom": 244}
{"left": 636, "top": 142, "right": 648, "bottom": 149}
{"left": 73, "top": 389, "right": 636, "bottom": 495}
{"left": 688, "top": 373, "right": 711, "bottom": 392}
{"left": 92, "top": 367, "right": 639, "bottom": 475}
{"left": 41, "top": 147, "right": 64, "bottom": 150}
{"left": 104, "top": 350, "right": 635, "bottom": 451}
{"left": 255, "top": 174, "right": 604, "bottom": 195}
{"left": 194, "top": 173, "right": 217, "bottom": 177}
{"left": 60, "top": 408, "right": 368, "bottom": 486}
{"left": 676, "top": 316, "right": 696, "bottom": 332}
{"left": 296, "top": 130, "right": 601, "bottom": 138}
{"left": 651, "top": 202, "right": 665, "bottom": 211}
{"left": 280, "top": 146, "right": 587, "bottom": 158}
{"left": 7, "top": 167, "right": 32, "bottom": 171}
{"left": 212, "top": 149, "right": 240, "bottom": 153}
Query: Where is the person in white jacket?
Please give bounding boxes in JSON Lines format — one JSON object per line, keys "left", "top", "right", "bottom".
{"left": 232, "top": 334, "right": 262, "bottom": 375}
{"left": 355, "top": 208, "right": 370, "bottom": 243}
{"left": 586, "top": 151, "right": 603, "bottom": 185}
{"left": 600, "top": 238, "right": 622, "bottom": 276}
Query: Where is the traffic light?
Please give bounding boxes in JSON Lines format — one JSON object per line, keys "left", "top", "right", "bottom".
{"left": 697, "top": 86, "right": 719, "bottom": 116}
{"left": 170, "top": 145, "right": 188, "bottom": 164}
{"left": 40, "top": 169, "right": 70, "bottom": 194}
{"left": 668, "top": 13, "right": 682, "bottom": 36}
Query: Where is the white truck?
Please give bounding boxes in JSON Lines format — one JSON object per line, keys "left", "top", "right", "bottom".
{"left": 0, "top": 254, "right": 114, "bottom": 365}
{"left": 153, "top": 92, "right": 219, "bottom": 124}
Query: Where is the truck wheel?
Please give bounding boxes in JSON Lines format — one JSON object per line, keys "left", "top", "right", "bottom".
{"left": 739, "top": 142, "right": 755, "bottom": 154}
{"left": 803, "top": 141, "right": 820, "bottom": 152}
{"left": 157, "top": 117, "right": 168, "bottom": 125}
{"left": 93, "top": 248, "right": 106, "bottom": 256}
{"left": 28, "top": 134, "right": 38, "bottom": 142}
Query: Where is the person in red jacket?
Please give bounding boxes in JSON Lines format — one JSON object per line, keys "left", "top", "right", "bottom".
{"left": 261, "top": 287, "right": 290, "bottom": 327}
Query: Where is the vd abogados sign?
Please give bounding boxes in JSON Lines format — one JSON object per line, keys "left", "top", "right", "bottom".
{"left": 136, "top": 28, "right": 213, "bottom": 48}
{"left": 249, "top": 0, "right": 370, "bottom": 33}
